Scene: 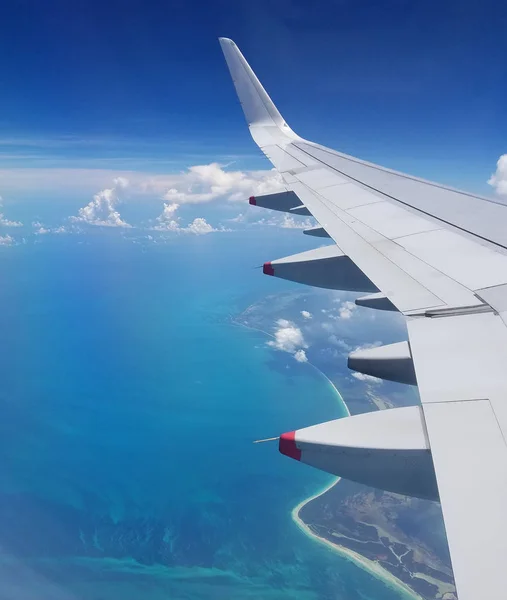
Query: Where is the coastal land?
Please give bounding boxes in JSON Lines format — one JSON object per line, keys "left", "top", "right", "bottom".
{"left": 234, "top": 289, "right": 457, "bottom": 600}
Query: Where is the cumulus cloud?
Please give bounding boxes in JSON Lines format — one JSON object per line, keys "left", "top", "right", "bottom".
{"left": 153, "top": 202, "right": 180, "bottom": 231}
{"left": 227, "top": 212, "right": 247, "bottom": 224}
{"left": 352, "top": 341, "right": 383, "bottom": 353}
{"left": 32, "top": 221, "right": 50, "bottom": 235}
{"left": 32, "top": 222, "right": 67, "bottom": 235}
{"left": 249, "top": 213, "right": 314, "bottom": 230}
{"left": 0, "top": 163, "right": 288, "bottom": 235}
{"left": 0, "top": 162, "right": 317, "bottom": 237}
{"left": 0, "top": 215, "right": 22, "bottom": 227}
{"left": 187, "top": 217, "right": 215, "bottom": 235}
{"left": 352, "top": 372, "right": 383, "bottom": 384}
{"left": 488, "top": 155, "right": 507, "bottom": 196}
{"left": 301, "top": 310, "right": 312, "bottom": 319}
{"left": 71, "top": 178, "right": 131, "bottom": 227}
{"left": 153, "top": 203, "right": 221, "bottom": 235}
{"left": 366, "top": 389, "right": 395, "bottom": 410}
{"left": 0, "top": 234, "right": 14, "bottom": 246}
{"left": 268, "top": 318, "right": 308, "bottom": 362}
{"left": 294, "top": 349, "right": 308, "bottom": 363}
{"left": 278, "top": 214, "right": 314, "bottom": 229}
{"left": 0, "top": 196, "right": 22, "bottom": 227}
{"left": 0, "top": 162, "right": 286, "bottom": 198}
{"left": 113, "top": 176, "right": 129, "bottom": 189}
{"left": 338, "top": 300, "right": 357, "bottom": 320}
{"left": 328, "top": 335, "right": 352, "bottom": 352}
{"left": 155, "top": 162, "right": 283, "bottom": 204}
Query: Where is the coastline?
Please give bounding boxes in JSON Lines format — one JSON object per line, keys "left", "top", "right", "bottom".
{"left": 232, "top": 316, "right": 422, "bottom": 599}
{"left": 290, "top": 377, "right": 422, "bottom": 600}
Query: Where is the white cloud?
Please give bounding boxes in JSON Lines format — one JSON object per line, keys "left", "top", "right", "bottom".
{"left": 32, "top": 222, "right": 68, "bottom": 235}
{"left": 71, "top": 178, "right": 131, "bottom": 227}
{"left": 32, "top": 221, "right": 50, "bottom": 235}
{"left": 366, "top": 389, "right": 395, "bottom": 410}
{"left": 0, "top": 234, "right": 14, "bottom": 246}
{"left": 352, "top": 341, "right": 383, "bottom": 353}
{"left": 0, "top": 162, "right": 332, "bottom": 235}
{"left": 328, "top": 335, "right": 351, "bottom": 352}
{"left": 301, "top": 310, "right": 312, "bottom": 319}
{"left": 0, "top": 216, "right": 22, "bottom": 227}
{"left": 113, "top": 176, "right": 129, "bottom": 189}
{"left": 249, "top": 212, "right": 314, "bottom": 230}
{"left": 0, "top": 196, "right": 22, "bottom": 227}
{"left": 352, "top": 372, "right": 383, "bottom": 384}
{"left": 0, "top": 163, "right": 283, "bottom": 199}
{"left": 227, "top": 212, "right": 246, "bottom": 223}
{"left": 488, "top": 155, "right": 507, "bottom": 196}
{"left": 278, "top": 214, "right": 313, "bottom": 229}
{"left": 294, "top": 349, "right": 308, "bottom": 363}
{"left": 157, "top": 162, "right": 283, "bottom": 204}
{"left": 153, "top": 203, "right": 222, "bottom": 235}
{"left": 268, "top": 318, "right": 308, "bottom": 359}
{"left": 338, "top": 300, "right": 357, "bottom": 320}
{"left": 0, "top": 163, "right": 287, "bottom": 233}
{"left": 187, "top": 217, "right": 215, "bottom": 235}
{"left": 153, "top": 202, "right": 180, "bottom": 231}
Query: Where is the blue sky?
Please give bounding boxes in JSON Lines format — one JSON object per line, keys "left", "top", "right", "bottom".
{"left": 0, "top": 0, "right": 505, "bottom": 229}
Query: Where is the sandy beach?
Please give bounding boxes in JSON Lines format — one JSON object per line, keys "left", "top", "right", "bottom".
{"left": 291, "top": 375, "right": 423, "bottom": 600}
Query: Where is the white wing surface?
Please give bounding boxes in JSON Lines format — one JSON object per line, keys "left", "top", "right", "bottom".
{"left": 220, "top": 38, "right": 507, "bottom": 600}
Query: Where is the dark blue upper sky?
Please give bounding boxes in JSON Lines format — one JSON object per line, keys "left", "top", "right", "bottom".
{"left": 0, "top": 0, "right": 505, "bottom": 189}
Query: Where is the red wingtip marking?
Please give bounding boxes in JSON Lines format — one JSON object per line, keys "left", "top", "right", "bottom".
{"left": 263, "top": 262, "right": 275, "bottom": 276}
{"left": 279, "top": 431, "right": 301, "bottom": 461}
{"left": 249, "top": 196, "right": 256, "bottom": 205}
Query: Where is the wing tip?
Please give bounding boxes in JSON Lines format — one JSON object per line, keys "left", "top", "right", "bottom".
{"left": 279, "top": 431, "right": 301, "bottom": 461}
{"left": 218, "top": 36, "right": 290, "bottom": 133}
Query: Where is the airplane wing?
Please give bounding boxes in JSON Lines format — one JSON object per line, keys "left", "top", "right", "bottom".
{"left": 220, "top": 38, "right": 507, "bottom": 600}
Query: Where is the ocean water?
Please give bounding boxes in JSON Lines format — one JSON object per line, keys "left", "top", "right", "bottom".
{"left": 0, "top": 230, "right": 411, "bottom": 599}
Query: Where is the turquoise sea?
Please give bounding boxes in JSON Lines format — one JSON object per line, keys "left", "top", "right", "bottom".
{"left": 0, "top": 229, "right": 410, "bottom": 599}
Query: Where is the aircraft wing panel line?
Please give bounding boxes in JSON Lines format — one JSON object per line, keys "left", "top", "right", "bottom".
{"left": 291, "top": 141, "right": 507, "bottom": 252}
{"left": 421, "top": 399, "right": 507, "bottom": 600}
{"left": 295, "top": 140, "right": 501, "bottom": 206}
{"left": 290, "top": 179, "right": 483, "bottom": 313}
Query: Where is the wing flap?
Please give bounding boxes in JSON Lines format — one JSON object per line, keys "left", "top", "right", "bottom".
{"left": 397, "top": 228, "right": 507, "bottom": 291}
{"left": 408, "top": 311, "right": 507, "bottom": 599}
{"left": 408, "top": 311, "right": 507, "bottom": 403}
{"left": 422, "top": 399, "right": 507, "bottom": 600}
